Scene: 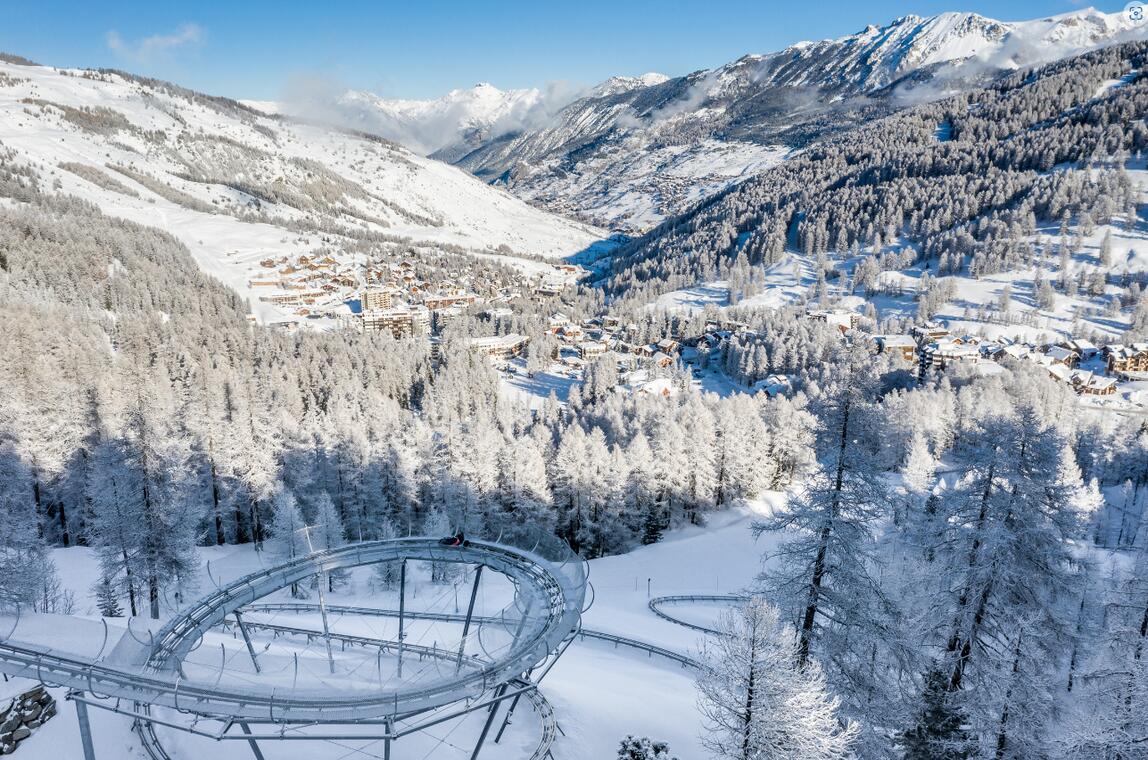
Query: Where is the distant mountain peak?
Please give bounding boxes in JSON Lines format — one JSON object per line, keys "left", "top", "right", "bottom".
{"left": 758, "top": 6, "right": 1135, "bottom": 92}
{"left": 441, "top": 6, "right": 1144, "bottom": 233}
{"left": 594, "top": 72, "right": 670, "bottom": 96}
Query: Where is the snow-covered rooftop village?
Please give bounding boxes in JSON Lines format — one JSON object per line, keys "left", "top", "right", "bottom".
{"left": 2, "top": 3, "right": 1148, "bottom": 760}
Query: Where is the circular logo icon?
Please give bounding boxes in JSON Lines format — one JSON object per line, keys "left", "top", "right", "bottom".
{"left": 1128, "top": 1, "right": 1147, "bottom": 24}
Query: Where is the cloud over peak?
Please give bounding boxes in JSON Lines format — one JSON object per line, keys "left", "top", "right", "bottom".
{"left": 106, "top": 23, "right": 205, "bottom": 65}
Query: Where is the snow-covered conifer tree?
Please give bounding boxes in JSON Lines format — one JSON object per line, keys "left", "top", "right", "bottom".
{"left": 267, "top": 488, "right": 309, "bottom": 598}
{"left": 0, "top": 441, "right": 57, "bottom": 611}
{"left": 312, "top": 491, "right": 348, "bottom": 590}
{"left": 423, "top": 508, "right": 457, "bottom": 584}
{"left": 88, "top": 366, "right": 197, "bottom": 619}
{"left": 496, "top": 435, "right": 552, "bottom": 538}
{"left": 370, "top": 518, "right": 401, "bottom": 591}
{"left": 922, "top": 396, "right": 1086, "bottom": 755}
{"left": 617, "top": 736, "right": 678, "bottom": 760}
{"left": 697, "top": 597, "right": 857, "bottom": 760}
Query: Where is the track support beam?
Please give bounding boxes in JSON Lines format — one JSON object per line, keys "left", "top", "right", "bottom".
{"left": 70, "top": 691, "right": 97, "bottom": 760}
{"left": 494, "top": 669, "right": 534, "bottom": 744}
{"left": 470, "top": 682, "right": 507, "bottom": 760}
{"left": 397, "top": 559, "right": 407, "bottom": 679}
{"left": 456, "top": 565, "right": 484, "bottom": 673}
{"left": 233, "top": 611, "right": 262, "bottom": 673}
{"left": 315, "top": 574, "right": 336, "bottom": 674}
{"left": 238, "top": 721, "right": 266, "bottom": 760}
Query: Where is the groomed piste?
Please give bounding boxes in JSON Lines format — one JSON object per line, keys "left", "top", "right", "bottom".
{"left": 0, "top": 533, "right": 588, "bottom": 759}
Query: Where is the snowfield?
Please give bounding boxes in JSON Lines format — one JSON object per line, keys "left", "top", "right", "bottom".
{"left": 507, "top": 139, "right": 791, "bottom": 234}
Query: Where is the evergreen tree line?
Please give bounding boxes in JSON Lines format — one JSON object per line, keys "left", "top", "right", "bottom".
{"left": 731, "top": 346, "right": 1148, "bottom": 759}
{"left": 600, "top": 41, "right": 1148, "bottom": 313}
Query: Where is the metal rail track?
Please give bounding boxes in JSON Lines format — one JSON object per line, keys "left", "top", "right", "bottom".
{"left": 646, "top": 594, "right": 749, "bottom": 636}
{"left": 135, "top": 621, "right": 561, "bottom": 760}
{"left": 245, "top": 603, "right": 703, "bottom": 669}
{"left": 0, "top": 538, "right": 585, "bottom": 724}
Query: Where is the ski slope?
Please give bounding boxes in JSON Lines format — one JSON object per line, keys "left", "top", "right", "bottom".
{"left": 0, "top": 60, "right": 604, "bottom": 323}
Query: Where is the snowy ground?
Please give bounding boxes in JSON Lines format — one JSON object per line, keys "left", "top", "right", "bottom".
{"left": 498, "top": 359, "right": 579, "bottom": 409}
{"left": 652, "top": 254, "right": 813, "bottom": 314}
{"left": 2, "top": 499, "right": 781, "bottom": 760}
{"left": 515, "top": 139, "right": 790, "bottom": 234}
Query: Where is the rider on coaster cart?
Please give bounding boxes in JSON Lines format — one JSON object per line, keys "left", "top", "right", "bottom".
{"left": 439, "top": 530, "right": 468, "bottom": 547}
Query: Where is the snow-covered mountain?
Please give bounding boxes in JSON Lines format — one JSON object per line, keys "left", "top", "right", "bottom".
{"left": 742, "top": 8, "right": 1138, "bottom": 94}
{"left": 252, "top": 75, "right": 672, "bottom": 160}
{"left": 0, "top": 58, "right": 603, "bottom": 323}
{"left": 331, "top": 83, "right": 549, "bottom": 157}
{"left": 443, "top": 7, "right": 1144, "bottom": 232}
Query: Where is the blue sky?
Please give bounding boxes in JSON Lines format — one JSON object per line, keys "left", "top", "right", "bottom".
{"left": 0, "top": 1, "right": 1128, "bottom": 100}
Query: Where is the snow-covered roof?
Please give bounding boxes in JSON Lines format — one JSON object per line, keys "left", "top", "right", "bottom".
{"left": 875, "top": 334, "right": 916, "bottom": 348}
{"left": 633, "top": 377, "right": 677, "bottom": 397}
{"left": 1107, "top": 343, "right": 1148, "bottom": 359}
{"left": 471, "top": 333, "right": 529, "bottom": 350}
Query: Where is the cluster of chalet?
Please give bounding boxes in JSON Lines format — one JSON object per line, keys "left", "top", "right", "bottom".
{"left": 871, "top": 322, "right": 1148, "bottom": 397}
{"left": 806, "top": 309, "right": 862, "bottom": 332}
{"left": 249, "top": 253, "right": 357, "bottom": 314}
{"left": 1106, "top": 342, "right": 1148, "bottom": 375}
{"left": 363, "top": 259, "right": 481, "bottom": 315}
{"left": 249, "top": 246, "right": 587, "bottom": 324}
{"left": 355, "top": 259, "right": 486, "bottom": 337}
{"left": 545, "top": 312, "right": 686, "bottom": 373}
{"left": 534, "top": 264, "right": 588, "bottom": 297}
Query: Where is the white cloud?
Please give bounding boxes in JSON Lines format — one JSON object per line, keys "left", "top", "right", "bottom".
{"left": 279, "top": 74, "right": 587, "bottom": 156}
{"left": 106, "top": 23, "right": 205, "bottom": 65}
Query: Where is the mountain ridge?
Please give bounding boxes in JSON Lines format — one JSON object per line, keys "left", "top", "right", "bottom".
{"left": 437, "top": 6, "right": 1142, "bottom": 232}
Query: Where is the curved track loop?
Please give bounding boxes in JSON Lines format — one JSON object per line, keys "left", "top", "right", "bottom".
{"left": 245, "top": 603, "right": 704, "bottom": 669}
{"left": 135, "top": 628, "right": 561, "bottom": 760}
{"left": 0, "top": 538, "right": 585, "bottom": 723}
{"left": 647, "top": 594, "right": 749, "bottom": 636}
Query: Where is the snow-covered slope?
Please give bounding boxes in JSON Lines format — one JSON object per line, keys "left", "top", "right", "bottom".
{"left": 0, "top": 60, "right": 603, "bottom": 322}
{"left": 750, "top": 8, "right": 1139, "bottom": 93}
{"left": 446, "top": 7, "right": 1144, "bottom": 233}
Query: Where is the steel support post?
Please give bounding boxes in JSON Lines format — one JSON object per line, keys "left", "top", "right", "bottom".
{"left": 237, "top": 721, "right": 266, "bottom": 760}
{"left": 315, "top": 572, "right": 336, "bottom": 674}
{"left": 397, "top": 559, "right": 407, "bottom": 679}
{"left": 494, "top": 690, "right": 525, "bottom": 744}
{"left": 301, "top": 524, "right": 336, "bottom": 673}
{"left": 384, "top": 717, "right": 393, "bottom": 760}
{"left": 470, "top": 682, "right": 507, "bottom": 760}
{"left": 511, "top": 596, "right": 533, "bottom": 643}
{"left": 456, "top": 565, "right": 484, "bottom": 673}
{"left": 70, "top": 691, "right": 97, "bottom": 760}
{"left": 233, "top": 611, "right": 262, "bottom": 673}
